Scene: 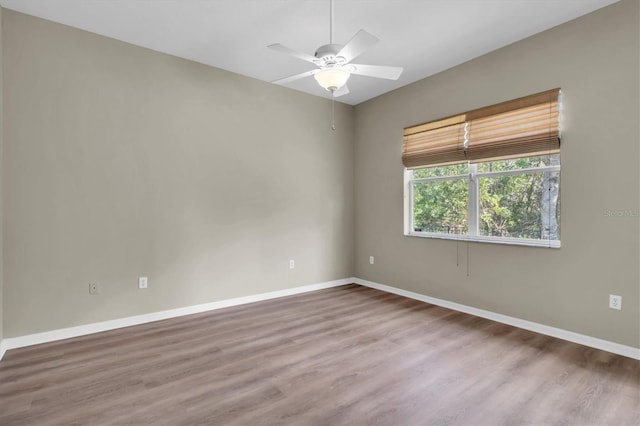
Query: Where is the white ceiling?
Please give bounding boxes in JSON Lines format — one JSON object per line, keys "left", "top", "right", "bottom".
{"left": 0, "top": 0, "right": 619, "bottom": 105}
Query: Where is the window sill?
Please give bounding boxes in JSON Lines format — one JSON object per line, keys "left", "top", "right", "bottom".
{"left": 405, "top": 232, "right": 561, "bottom": 248}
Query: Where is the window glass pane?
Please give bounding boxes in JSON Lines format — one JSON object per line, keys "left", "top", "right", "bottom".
{"left": 413, "top": 179, "right": 468, "bottom": 234}
{"left": 477, "top": 154, "right": 560, "bottom": 173}
{"left": 413, "top": 163, "right": 468, "bottom": 179}
{"left": 479, "top": 171, "right": 560, "bottom": 240}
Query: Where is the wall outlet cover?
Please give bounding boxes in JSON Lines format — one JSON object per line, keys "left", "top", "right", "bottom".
{"left": 609, "top": 294, "right": 622, "bottom": 310}
{"left": 139, "top": 276, "right": 148, "bottom": 289}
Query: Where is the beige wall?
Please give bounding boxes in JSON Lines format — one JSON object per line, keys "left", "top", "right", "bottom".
{"left": 2, "top": 1, "right": 639, "bottom": 350}
{"left": 354, "top": 0, "right": 640, "bottom": 347}
{"left": 0, "top": 6, "right": 3, "bottom": 343}
{"left": 3, "top": 10, "right": 354, "bottom": 337}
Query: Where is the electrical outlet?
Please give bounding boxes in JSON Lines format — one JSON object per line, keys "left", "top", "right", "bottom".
{"left": 289, "top": 260, "right": 295, "bottom": 269}
{"left": 139, "top": 276, "right": 148, "bottom": 289}
{"left": 609, "top": 294, "right": 622, "bottom": 310}
{"left": 369, "top": 256, "right": 375, "bottom": 265}
{"left": 89, "top": 282, "right": 99, "bottom": 295}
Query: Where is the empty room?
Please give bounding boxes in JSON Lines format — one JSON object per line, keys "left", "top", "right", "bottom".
{"left": 0, "top": 0, "right": 638, "bottom": 425}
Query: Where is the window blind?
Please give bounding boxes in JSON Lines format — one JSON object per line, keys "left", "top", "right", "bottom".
{"left": 402, "top": 89, "right": 560, "bottom": 168}
{"left": 401, "top": 115, "right": 467, "bottom": 168}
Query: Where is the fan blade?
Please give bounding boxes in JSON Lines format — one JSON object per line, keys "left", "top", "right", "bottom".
{"left": 268, "top": 43, "right": 319, "bottom": 64}
{"left": 337, "top": 30, "right": 379, "bottom": 62}
{"left": 272, "top": 69, "right": 318, "bottom": 85}
{"left": 333, "top": 84, "right": 350, "bottom": 98}
{"left": 349, "top": 64, "right": 403, "bottom": 80}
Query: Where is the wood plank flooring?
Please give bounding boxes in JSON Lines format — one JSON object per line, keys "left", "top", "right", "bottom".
{"left": 1, "top": 284, "right": 638, "bottom": 425}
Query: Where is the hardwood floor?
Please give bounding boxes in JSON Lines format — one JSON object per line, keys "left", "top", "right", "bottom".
{"left": 1, "top": 284, "right": 638, "bottom": 425}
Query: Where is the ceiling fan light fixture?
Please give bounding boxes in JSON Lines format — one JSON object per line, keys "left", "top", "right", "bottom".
{"left": 314, "top": 68, "right": 350, "bottom": 92}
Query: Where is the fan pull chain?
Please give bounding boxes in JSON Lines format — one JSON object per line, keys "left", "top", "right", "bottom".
{"left": 331, "top": 96, "right": 336, "bottom": 131}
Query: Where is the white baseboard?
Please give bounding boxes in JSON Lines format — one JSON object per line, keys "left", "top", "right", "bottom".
{"left": 2, "top": 276, "right": 638, "bottom": 361}
{"left": 353, "top": 278, "right": 640, "bottom": 360}
{"left": 0, "top": 278, "right": 353, "bottom": 358}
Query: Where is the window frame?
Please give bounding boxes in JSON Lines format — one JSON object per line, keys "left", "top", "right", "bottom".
{"left": 404, "top": 159, "right": 561, "bottom": 248}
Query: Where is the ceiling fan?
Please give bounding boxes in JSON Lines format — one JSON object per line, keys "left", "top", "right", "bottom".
{"left": 268, "top": 0, "right": 403, "bottom": 98}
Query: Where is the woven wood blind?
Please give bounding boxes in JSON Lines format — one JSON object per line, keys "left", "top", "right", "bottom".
{"left": 402, "top": 89, "right": 560, "bottom": 168}
{"left": 402, "top": 115, "right": 467, "bottom": 168}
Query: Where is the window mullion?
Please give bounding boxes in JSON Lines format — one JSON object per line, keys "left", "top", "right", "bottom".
{"left": 468, "top": 163, "right": 479, "bottom": 237}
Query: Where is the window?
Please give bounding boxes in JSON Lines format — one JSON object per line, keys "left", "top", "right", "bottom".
{"left": 407, "top": 155, "right": 560, "bottom": 246}
{"left": 403, "top": 89, "right": 561, "bottom": 247}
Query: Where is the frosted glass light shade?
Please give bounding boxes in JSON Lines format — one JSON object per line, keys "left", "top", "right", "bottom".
{"left": 314, "top": 68, "right": 350, "bottom": 91}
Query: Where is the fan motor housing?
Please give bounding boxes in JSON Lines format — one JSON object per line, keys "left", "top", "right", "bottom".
{"left": 314, "top": 44, "right": 346, "bottom": 66}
